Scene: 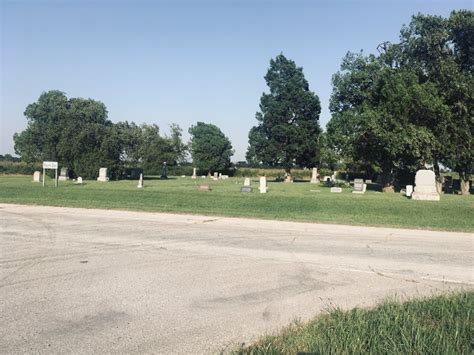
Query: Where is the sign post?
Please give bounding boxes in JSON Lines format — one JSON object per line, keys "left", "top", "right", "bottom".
{"left": 42, "top": 161, "right": 59, "bottom": 187}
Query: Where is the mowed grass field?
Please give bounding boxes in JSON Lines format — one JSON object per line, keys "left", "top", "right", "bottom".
{"left": 236, "top": 291, "right": 473, "bottom": 354}
{"left": 0, "top": 175, "right": 473, "bottom": 232}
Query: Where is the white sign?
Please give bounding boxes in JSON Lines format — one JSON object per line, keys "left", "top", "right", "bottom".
{"left": 43, "top": 161, "right": 58, "bottom": 169}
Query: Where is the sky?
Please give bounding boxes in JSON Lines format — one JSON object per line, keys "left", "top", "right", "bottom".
{"left": 1, "top": 0, "right": 471, "bottom": 161}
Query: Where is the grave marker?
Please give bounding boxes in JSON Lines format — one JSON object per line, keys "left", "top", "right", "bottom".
{"left": 58, "top": 167, "right": 69, "bottom": 181}
{"left": 33, "top": 171, "right": 41, "bottom": 183}
{"left": 97, "top": 168, "right": 109, "bottom": 182}
{"left": 412, "top": 170, "right": 440, "bottom": 201}
{"left": 259, "top": 176, "right": 267, "bottom": 193}
{"left": 310, "top": 168, "right": 320, "bottom": 184}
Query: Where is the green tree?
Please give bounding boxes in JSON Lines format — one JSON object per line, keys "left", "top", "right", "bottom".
{"left": 115, "top": 122, "right": 188, "bottom": 173}
{"left": 328, "top": 52, "right": 447, "bottom": 191}
{"left": 13, "top": 90, "right": 122, "bottom": 179}
{"left": 188, "top": 122, "right": 233, "bottom": 174}
{"left": 246, "top": 54, "right": 322, "bottom": 175}
{"left": 389, "top": 10, "right": 473, "bottom": 194}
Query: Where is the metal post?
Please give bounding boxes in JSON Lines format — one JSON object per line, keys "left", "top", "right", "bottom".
{"left": 43, "top": 168, "right": 45, "bottom": 187}
{"left": 55, "top": 168, "right": 58, "bottom": 188}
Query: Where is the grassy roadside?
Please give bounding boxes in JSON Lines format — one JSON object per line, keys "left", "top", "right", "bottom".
{"left": 0, "top": 175, "right": 473, "bottom": 232}
{"left": 235, "top": 291, "right": 474, "bottom": 354}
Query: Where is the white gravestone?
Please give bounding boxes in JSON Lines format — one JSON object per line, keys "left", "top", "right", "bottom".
{"left": 192, "top": 168, "right": 197, "bottom": 179}
{"left": 244, "top": 177, "right": 251, "bottom": 186}
{"left": 33, "top": 171, "right": 41, "bottom": 182}
{"left": 76, "top": 177, "right": 83, "bottom": 184}
{"left": 218, "top": 172, "right": 222, "bottom": 179}
{"left": 406, "top": 185, "right": 413, "bottom": 197}
{"left": 137, "top": 173, "right": 143, "bottom": 188}
{"left": 213, "top": 172, "right": 218, "bottom": 181}
{"left": 330, "top": 187, "right": 342, "bottom": 193}
{"left": 310, "top": 168, "right": 320, "bottom": 184}
{"left": 411, "top": 170, "right": 440, "bottom": 201}
{"left": 259, "top": 176, "right": 267, "bottom": 193}
{"left": 58, "top": 167, "right": 69, "bottom": 181}
{"left": 97, "top": 167, "right": 109, "bottom": 182}
{"left": 352, "top": 179, "right": 367, "bottom": 194}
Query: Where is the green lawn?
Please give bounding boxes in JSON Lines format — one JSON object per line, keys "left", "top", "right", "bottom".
{"left": 0, "top": 175, "right": 473, "bottom": 232}
{"left": 235, "top": 291, "right": 473, "bottom": 354}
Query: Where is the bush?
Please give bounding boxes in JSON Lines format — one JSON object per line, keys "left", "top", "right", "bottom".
{"left": 0, "top": 161, "right": 42, "bottom": 175}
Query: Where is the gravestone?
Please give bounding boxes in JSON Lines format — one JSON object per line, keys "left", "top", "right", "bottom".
{"left": 259, "top": 176, "right": 267, "bottom": 193}
{"left": 76, "top": 177, "right": 83, "bottom": 184}
{"left": 352, "top": 179, "right": 367, "bottom": 194}
{"left": 443, "top": 176, "right": 453, "bottom": 193}
{"left": 244, "top": 177, "right": 251, "bottom": 186}
{"left": 137, "top": 173, "right": 144, "bottom": 188}
{"left": 366, "top": 179, "right": 372, "bottom": 184}
{"left": 406, "top": 184, "right": 413, "bottom": 197}
{"left": 330, "top": 187, "right": 342, "bottom": 193}
{"left": 221, "top": 175, "right": 229, "bottom": 179}
{"left": 198, "top": 184, "right": 211, "bottom": 192}
{"left": 33, "top": 171, "right": 41, "bottom": 183}
{"left": 213, "top": 172, "right": 218, "bottom": 181}
{"left": 331, "top": 172, "right": 337, "bottom": 181}
{"left": 411, "top": 169, "right": 440, "bottom": 201}
{"left": 323, "top": 176, "right": 332, "bottom": 182}
{"left": 240, "top": 186, "right": 252, "bottom": 193}
{"left": 218, "top": 173, "right": 222, "bottom": 179}
{"left": 310, "top": 168, "right": 320, "bottom": 184}
{"left": 58, "top": 167, "right": 69, "bottom": 181}
{"left": 284, "top": 174, "right": 293, "bottom": 183}
{"left": 97, "top": 168, "right": 109, "bottom": 182}
{"left": 192, "top": 168, "right": 197, "bottom": 179}
{"left": 160, "top": 162, "right": 168, "bottom": 179}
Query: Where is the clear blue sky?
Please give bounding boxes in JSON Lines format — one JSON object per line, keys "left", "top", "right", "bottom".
{"left": 1, "top": 0, "right": 470, "bottom": 161}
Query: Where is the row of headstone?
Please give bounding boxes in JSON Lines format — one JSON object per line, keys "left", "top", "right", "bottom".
{"left": 33, "top": 170, "right": 83, "bottom": 184}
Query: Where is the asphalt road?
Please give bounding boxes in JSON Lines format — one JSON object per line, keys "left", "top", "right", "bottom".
{"left": 1, "top": 203, "right": 473, "bottom": 354}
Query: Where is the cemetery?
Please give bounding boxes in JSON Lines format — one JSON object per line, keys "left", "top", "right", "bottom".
{"left": 1, "top": 3, "right": 472, "bottom": 354}
{"left": 0, "top": 172, "right": 472, "bottom": 232}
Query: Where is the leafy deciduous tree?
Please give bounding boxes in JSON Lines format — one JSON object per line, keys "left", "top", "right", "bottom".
{"left": 188, "top": 122, "right": 233, "bottom": 174}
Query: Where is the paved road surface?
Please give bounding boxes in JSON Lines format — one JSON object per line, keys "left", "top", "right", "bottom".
{"left": 1, "top": 204, "right": 472, "bottom": 353}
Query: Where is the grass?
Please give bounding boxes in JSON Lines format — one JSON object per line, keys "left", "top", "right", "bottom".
{"left": 235, "top": 291, "right": 474, "bottom": 354}
{"left": 0, "top": 175, "right": 473, "bottom": 232}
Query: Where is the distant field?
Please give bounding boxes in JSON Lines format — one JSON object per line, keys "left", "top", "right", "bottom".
{"left": 236, "top": 291, "right": 473, "bottom": 354}
{"left": 0, "top": 175, "right": 473, "bottom": 232}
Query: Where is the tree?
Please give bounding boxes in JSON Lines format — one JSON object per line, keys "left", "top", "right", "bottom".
{"left": 328, "top": 53, "right": 447, "bottom": 191}
{"left": 390, "top": 10, "right": 473, "bottom": 194}
{"left": 327, "top": 11, "right": 473, "bottom": 193}
{"left": 116, "top": 122, "right": 188, "bottom": 173}
{"left": 188, "top": 122, "right": 233, "bottom": 174}
{"left": 13, "top": 90, "right": 122, "bottom": 179}
{"left": 246, "top": 54, "right": 322, "bottom": 174}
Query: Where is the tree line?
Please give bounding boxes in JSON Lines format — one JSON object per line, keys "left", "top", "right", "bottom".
{"left": 12, "top": 10, "right": 472, "bottom": 193}
{"left": 246, "top": 10, "right": 472, "bottom": 194}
